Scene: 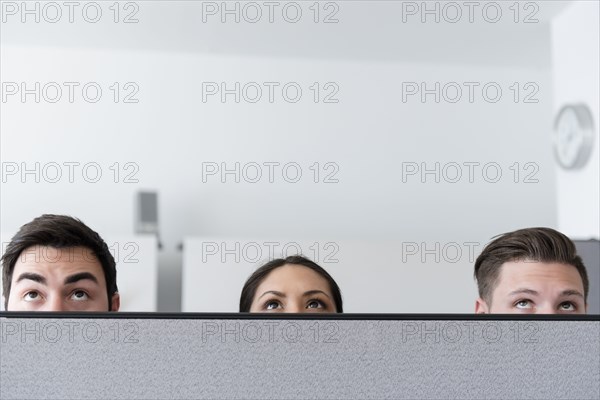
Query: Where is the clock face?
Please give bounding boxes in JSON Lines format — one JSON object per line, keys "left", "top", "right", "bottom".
{"left": 553, "top": 104, "right": 595, "bottom": 170}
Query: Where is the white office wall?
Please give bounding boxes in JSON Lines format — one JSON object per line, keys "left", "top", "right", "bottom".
{"left": 0, "top": 2, "right": 572, "bottom": 311}
{"left": 104, "top": 235, "right": 158, "bottom": 311}
{"left": 552, "top": 1, "right": 600, "bottom": 239}
{"left": 183, "top": 237, "right": 482, "bottom": 313}
{"left": 0, "top": 47, "right": 557, "bottom": 308}
{"left": 0, "top": 44, "right": 556, "bottom": 234}
{"left": 0, "top": 233, "right": 8, "bottom": 309}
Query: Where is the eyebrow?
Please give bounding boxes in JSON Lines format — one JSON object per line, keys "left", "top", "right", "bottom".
{"left": 257, "top": 289, "right": 332, "bottom": 301}
{"left": 257, "top": 290, "right": 285, "bottom": 300}
{"left": 508, "top": 288, "right": 584, "bottom": 299}
{"left": 303, "top": 290, "right": 331, "bottom": 299}
{"left": 16, "top": 272, "right": 47, "bottom": 285}
{"left": 559, "top": 290, "right": 585, "bottom": 298}
{"left": 64, "top": 272, "right": 99, "bottom": 285}
{"left": 508, "top": 288, "right": 539, "bottom": 296}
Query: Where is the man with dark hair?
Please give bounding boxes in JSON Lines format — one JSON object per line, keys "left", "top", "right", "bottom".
{"left": 474, "top": 227, "right": 588, "bottom": 314}
{"left": 2, "top": 214, "right": 119, "bottom": 311}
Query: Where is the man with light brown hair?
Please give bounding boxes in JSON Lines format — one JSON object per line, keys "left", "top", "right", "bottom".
{"left": 474, "top": 227, "right": 588, "bottom": 314}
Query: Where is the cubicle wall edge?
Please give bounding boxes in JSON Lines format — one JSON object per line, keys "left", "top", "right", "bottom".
{"left": 1, "top": 313, "right": 599, "bottom": 400}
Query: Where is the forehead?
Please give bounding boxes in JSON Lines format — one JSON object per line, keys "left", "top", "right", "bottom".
{"left": 496, "top": 260, "right": 584, "bottom": 292}
{"left": 11, "top": 245, "right": 106, "bottom": 284}
{"left": 257, "top": 264, "right": 331, "bottom": 291}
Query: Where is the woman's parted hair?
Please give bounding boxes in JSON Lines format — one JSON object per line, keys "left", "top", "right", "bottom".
{"left": 239, "top": 255, "right": 343, "bottom": 313}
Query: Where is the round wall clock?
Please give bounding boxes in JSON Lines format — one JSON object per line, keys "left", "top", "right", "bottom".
{"left": 553, "top": 103, "right": 595, "bottom": 170}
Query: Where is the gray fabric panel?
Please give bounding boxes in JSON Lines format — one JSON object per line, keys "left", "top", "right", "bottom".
{"left": 1, "top": 318, "right": 598, "bottom": 399}
{"left": 575, "top": 240, "right": 600, "bottom": 314}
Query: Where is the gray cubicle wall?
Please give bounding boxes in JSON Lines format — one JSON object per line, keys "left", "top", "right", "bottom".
{"left": 575, "top": 240, "right": 600, "bottom": 314}
{"left": 1, "top": 313, "right": 599, "bottom": 400}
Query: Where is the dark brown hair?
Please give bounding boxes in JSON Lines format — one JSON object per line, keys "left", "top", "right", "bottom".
{"left": 239, "top": 255, "right": 343, "bottom": 313}
{"left": 474, "top": 227, "right": 588, "bottom": 305}
{"left": 2, "top": 214, "right": 118, "bottom": 310}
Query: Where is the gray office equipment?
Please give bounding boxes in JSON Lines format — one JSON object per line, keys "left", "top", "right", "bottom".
{"left": 1, "top": 313, "right": 598, "bottom": 400}
{"left": 135, "top": 191, "right": 159, "bottom": 235}
{"left": 576, "top": 240, "right": 600, "bottom": 314}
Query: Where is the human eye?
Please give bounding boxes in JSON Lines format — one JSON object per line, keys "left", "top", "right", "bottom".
{"left": 23, "top": 291, "right": 42, "bottom": 302}
{"left": 558, "top": 302, "right": 576, "bottom": 312}
{"left": 70, "top": 290, "right": 90, "bottom": 301}
{"left": 264, "top": 300, "right": 282, "bottom": 310}
{"left": 306, "top": 299, "right": 326, "bottom": 309}
{"left": 514, "top": 299, "right": 533, "bottom": 309}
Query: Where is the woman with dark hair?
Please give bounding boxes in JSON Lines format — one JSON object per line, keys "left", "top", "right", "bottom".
{"left": 239, "top": 255, "right": 343, "bottom": 313}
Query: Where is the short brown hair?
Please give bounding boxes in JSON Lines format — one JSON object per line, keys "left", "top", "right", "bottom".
{"left": 474, "top": 227, "right": 588, "bottom": 305}
{"left": 2, "top": 214, "right": 118, "bottom": 310}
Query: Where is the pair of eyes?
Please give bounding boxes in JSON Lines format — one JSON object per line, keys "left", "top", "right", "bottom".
{"left": 514, "top": 299, "right": 577, "bottom": 311}
{"left": 263, "top": 298, "right": 328, "bottom": 310}
{"left": 23, "top": 290, "right": 90, "bottom": 302}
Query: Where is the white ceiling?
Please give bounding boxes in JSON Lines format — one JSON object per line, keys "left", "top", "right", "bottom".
{"left": 1, "top": 1, "right": 571, "bottom": 67}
